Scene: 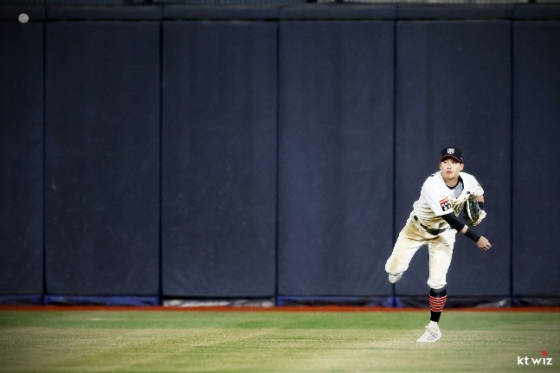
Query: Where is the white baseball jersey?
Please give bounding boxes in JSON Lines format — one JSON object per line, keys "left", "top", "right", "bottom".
{"left": 412, "top": 171, "right": 484, "bottom": 231}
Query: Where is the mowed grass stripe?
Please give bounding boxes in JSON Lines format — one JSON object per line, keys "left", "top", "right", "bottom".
{"left": 0, "top": 310, "right": 558, "bottom": 373}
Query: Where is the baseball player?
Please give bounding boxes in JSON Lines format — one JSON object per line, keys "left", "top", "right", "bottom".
{"left": 385, "top": 147, "right": 491, "bottom": 342}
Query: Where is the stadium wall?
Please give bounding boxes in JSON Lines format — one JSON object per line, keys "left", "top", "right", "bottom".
{"left": 0, "top": 3, "right": 559, "bottom": 307}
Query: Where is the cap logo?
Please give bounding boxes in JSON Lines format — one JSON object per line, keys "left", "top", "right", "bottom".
{"left": 447, "top": 148, "right": 455, "bottom": 155}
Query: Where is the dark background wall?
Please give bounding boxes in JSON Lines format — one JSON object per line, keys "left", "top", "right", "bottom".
{"left": 395, "top": 20, "right": 512, "bottom": 302}
{"left": 1, "top": 4, "right": 559, "bottom": 306}
{"left": 161, "top": 21, "right": 277, "bottom": 298}
{"left": 278, "top": 20, "right": 394, "bottom": 299}
{"left": 44, "top": 22, "right": 161, "bottom": 296}
{"left": 0, "top": 22, "right": 44, "bottom": 298}
{"left": 513, "top": 20, "right": 560, "bottom": 303}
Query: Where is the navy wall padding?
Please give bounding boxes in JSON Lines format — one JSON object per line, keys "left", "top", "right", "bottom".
{"left": 394, "top": 21, "right": 511, "bottom": 297}
{"left": 45, "top": 22, "right": 160, "bottom": 295}
{"left": 0, "top": 23, "right": 44, "bottom": 295}
{"left": 161, "top": 22, "right": 277, "bottom": 297}
{"left": 513, "top": 4, "right": 560, "bottom": 19}
{"left": 279, "top": 4, "right": 397, "bottom": 20}
{"left": 163, "top": 5, "right": 280, "bottom": 19}
{"left": 1, "top": 6, "right": 560, "bottom": 304}
{"left": 0, "top": 6, "right": 46, "bottom": 20}
{"left": 512, "top": 21, "right": 560, "bottom": 297}
{"left": 278, "top": 21, "right": 394, "bottom": 296}
{"left": 46, "top": 6, "right": 162, "bottom": 20}
{"left": 396, "top": 4, "right": 514, "bottom": 20}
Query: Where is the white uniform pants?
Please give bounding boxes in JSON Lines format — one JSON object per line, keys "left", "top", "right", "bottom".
{"left": 385, "top": 218, "right": 456, "bottom": 290}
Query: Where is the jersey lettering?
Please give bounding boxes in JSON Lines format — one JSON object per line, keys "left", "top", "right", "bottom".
{"left": 439, "top": 197, "right": 451, "bottom": 211}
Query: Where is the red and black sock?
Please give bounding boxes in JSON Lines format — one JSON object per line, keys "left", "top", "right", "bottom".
{"left": 429, "top": 287, "right": 447, "bottom": 322}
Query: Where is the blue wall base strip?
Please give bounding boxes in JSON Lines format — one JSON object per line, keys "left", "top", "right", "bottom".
{"left": 44, "top": 296, "right": 160, "bottom": 306}
{"left": 512, "top": 297, "right": 560, "bottom": 307}
{"left": 276, "top": 296, "right": 393, "bottom": 307}
{"left": 385, "top": 296, "right": 402, "bottom": 308}
{"left": 0, "top": 295, "right": 44, "bottom": 305}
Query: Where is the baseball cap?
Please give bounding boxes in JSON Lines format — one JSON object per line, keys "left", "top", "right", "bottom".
{"left": 440, "top": 147, "right": 463, "bottom": 163}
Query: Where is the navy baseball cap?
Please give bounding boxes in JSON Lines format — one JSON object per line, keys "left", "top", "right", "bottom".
{"left": 440, "top": 147, "right": 463, "bottom": 163}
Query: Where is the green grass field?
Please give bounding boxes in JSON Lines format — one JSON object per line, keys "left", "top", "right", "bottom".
{"left": 0, "top": 308, "right": 559, "bottom": 373}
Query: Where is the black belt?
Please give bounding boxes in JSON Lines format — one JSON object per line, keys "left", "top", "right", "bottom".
{"left": 413, "top": 216, "right": 447, "bottom": 235}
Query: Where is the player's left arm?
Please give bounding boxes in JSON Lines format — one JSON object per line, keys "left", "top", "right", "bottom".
{"left": 441, "top": 213, "right": 491, "bottom": 251}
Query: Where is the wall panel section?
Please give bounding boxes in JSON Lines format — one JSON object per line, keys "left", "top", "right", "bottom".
{"left": 395, "top": 20, "right": 512, "bottom": 299}
{"left": 45, "top": 22, "right": 160, "bottom": 295}
{"left": 277, "top": 21, "right": 395, "bottom": 297}
{"left": 0, "top": 23, "right": 44, "bottom": 297}
{"left": 161, "top": 22, "right": 277, "bottom": 297}
{"left": 513, "top": 21, "right": 560, "bottom": 299}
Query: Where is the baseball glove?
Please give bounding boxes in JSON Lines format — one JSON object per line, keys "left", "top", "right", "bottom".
{"left": 463, "top": 198, "right": 486, "bottom": 226}
{"left": 450, "top": 187, "right": 482, "bottom": 215}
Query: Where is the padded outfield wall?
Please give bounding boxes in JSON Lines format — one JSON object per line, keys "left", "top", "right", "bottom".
{"left": 0, "top": 4, "right": 559, "bottom": 307}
